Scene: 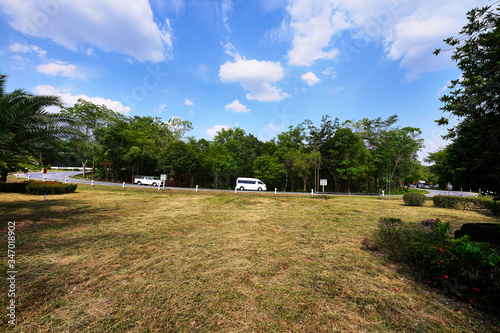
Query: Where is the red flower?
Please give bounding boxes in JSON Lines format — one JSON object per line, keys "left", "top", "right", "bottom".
{"left": 473, "top": 287, "right": 480, "bottom": 292}
{"left": 444, "top": 275, "right": 448, "bottom": 279}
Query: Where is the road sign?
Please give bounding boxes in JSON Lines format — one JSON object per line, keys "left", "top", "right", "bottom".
{"left": 320, "top": 179, "right": 327, "bottom": 192}
{"left": 160, "top": 174, "right": 167, "bottom": 181}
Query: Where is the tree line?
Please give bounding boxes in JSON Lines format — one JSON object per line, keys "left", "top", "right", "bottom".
{"left": 38, "top": 99, "right": 424, "bottom": 194}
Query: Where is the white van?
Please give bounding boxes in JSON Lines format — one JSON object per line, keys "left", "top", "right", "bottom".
{"left": 236, "top": 177, "right": 267, "bottom": 191}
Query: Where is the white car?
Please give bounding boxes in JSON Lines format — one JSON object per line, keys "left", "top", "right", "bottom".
{"left": 134, "top": 175, "right": 160, "bottom": 186}
{"left": 236, "top": 177, "right": 267, "bottom": 191}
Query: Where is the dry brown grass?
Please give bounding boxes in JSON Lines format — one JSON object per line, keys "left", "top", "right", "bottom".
{"left": 1, "top": 185, "right": 499, "bottom": 332}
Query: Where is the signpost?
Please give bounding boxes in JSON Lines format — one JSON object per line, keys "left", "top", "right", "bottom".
{"left": 320, "top": 179, "right": 327, "bottom": 192}
{"left": 160, "top": 174, "right": 167, "bottom": 191}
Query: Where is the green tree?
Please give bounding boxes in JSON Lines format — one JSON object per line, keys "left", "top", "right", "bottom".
{"left": 0, "top": 74, "right": 79, "bottom": 181}
{"left": 60, "top": 98, "right": 124, "bottom": 179}
{"left": 275, "top": 124, "right": 306, "bottom": 191}
{"left": 435, "top": 4, "right": 500, "bottom": 192}
{"left": 374, "top": 127, "right": 424, "bottom": 194}
{"left": 254, "top": 154, "right": 285, "bottom": 190}
{"left": 158, "top": 140, "right": 198, "bottom": 187}
{"left": 210, "top": 128, "right": 259, "bottom": 188}
{"left": 425, "top": 148, "right": 453, "bottom": 188}
{"left": 323, "top": 127, "right": 372, "bottom": 192}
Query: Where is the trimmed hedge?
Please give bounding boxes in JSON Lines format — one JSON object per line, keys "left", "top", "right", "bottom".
{"left": 403, "top": 192, "right": 426, "bottom": 206}
{"left": 26, "top": 181, "right": 77, "bottom": 195}
{"left": 0, "top": 181, "right": 77, "bottom": 195}
{"left": 433, "top": 195, "right": 497, "bottom": 215}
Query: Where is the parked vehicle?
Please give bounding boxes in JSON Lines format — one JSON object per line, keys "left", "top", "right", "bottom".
{"left": 236, "top": 177, "right": 267, "bottom": 191}
{"left": 134, "top": 175, "right": 160, "bottom": 186}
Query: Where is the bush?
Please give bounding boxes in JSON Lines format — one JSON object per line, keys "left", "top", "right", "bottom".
{"left": 371, "top": 217, "right": 500, "bottom": 315}
{"left": 25, "top": 181, "right": 77, "bottom": 195}
{"left": 433, "top": 195, "right": 497, "bottom": 215}
{"left": 0, "top": 182, "right": 27, "bottom": 193}
{"left": 403, "top": 192, "right": 426, "bottom": 206}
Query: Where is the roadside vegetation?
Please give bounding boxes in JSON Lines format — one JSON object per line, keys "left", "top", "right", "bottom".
{"left": 1, "top": 186, "right": 499, "bottom": 332}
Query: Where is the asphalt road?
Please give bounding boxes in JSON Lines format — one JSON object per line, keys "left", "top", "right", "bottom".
{"left": 16, "top": 171, "right": 480, "bottom": 198}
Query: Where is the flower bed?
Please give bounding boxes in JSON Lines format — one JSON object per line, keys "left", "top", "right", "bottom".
{"left": 371, "top": 217, "right": 500, "bottom": 315}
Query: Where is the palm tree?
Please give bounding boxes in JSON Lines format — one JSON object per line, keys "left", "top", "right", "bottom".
{"left": 0, "top": 74, "right": 80, "bottom": 182}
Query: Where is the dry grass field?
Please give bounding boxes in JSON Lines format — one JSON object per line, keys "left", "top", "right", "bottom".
{"left": 1, "top": 185, "right": 499, "bottom": 332}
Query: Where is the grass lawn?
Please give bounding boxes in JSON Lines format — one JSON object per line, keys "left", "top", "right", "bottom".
{"left": 1, "top": 185, "right": 499, "bottom": 332}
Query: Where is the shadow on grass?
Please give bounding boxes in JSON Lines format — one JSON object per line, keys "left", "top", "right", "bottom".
{"left": 0, "top": 198, "right": 120, "bottom": 236}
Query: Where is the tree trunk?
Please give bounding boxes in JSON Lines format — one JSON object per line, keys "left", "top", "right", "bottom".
{"left": 92, "top": 156, "right": 95, "bottom": 180}
{"left": 0, "top": 167, "right": 8, "bottom": 183}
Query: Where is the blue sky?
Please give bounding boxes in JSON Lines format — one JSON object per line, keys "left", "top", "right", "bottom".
{"left": 0, "top": 0, "right": 491, "bottom": 162}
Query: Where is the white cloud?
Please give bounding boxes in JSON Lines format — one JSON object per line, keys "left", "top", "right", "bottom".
{"left": 206, "top": 124, "right": 230, "bottom": 138}
{"left": 266, "top": 123, "right": 283, "bottom": 131}
{"left": 301, "top": 71, "right": 320, "bottom": 86}
{"left": 286, "top": 0, "right": 350, "bottom": 66}
{"left": 225, "top": 100, "right": 251, "bottom": 113}
{"left": 184, "top": 99, "right": 194, "bottom": 106}
{"left": 155, "top": 103, "right": 167, "bottom": 113}
{"left": 9, "top": 42, "right": 46, "bottom": 57}
{"left": 322, "top": 67, "right": 337, "bottom": 78}
{"left": 37, "top": 61, "right": 86, "bottom": 80}
{"left": 0, "top": 0, "right": 173, "bottom": 62}
{"left": 383, "top": 0, "right": 479, "bottom": 80}
{"left": 282, "top": 0, "right": 489, "bottom": 78}
{"left": 33, "top": 84, "right": 132, "bottom": 115}
{"left": 219, "top": 58, "right": 290, "bottom": 102}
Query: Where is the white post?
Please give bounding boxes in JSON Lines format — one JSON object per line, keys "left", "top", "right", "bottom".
{"left": 28, "top": 174, "right": 30, "bottom": 181}
{"left": 235, "top": 188, "right": 237, "bottom": 194}
{"left": 196, "top": 185, "right": 198, "bottom": 193}
{"left": 64, "top": 177, "right": 67, "bottom": 184}
{"left": 381, "top": 190, "right": 384, "bottom": 198}
{"left": 158, "top": 182, "right": 161, "bottom": 191}
{"left": 123, "top": 182, "right": 126, "bottom": 188}
{"left": 275, "top": 188, "right": 277, "bottom": 195}
{"left": 91, "top": 180, "right": 94, "bottom": 187}
{"left": 43, "top": 176, "right": 46, "bottom": 181}
{"left": 16, "top": 174, "right": 19, "bottom": 179}
{"left": 349, "top": 192, "right": 351, "bottom": 198}
{"left": 311, "top": 189, "right": 314, "bottom": 196}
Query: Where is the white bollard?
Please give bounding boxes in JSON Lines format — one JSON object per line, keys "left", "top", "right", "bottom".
{"left": 235, "top": 188, "right": 237, "bottom": 194}
{"left": 123, "top": 182, "right": 126, "bottom": 188}
{"left": 16, "top": 174, "right": 19, "bottom": 179}
{"left": 275, "top": 188, "right": 277, "bottom": 195}
{"left": 43, "top": 176, "right": 46, "bottom": 181}
{"left": 91, "top": 180, "right": 94, "bottom": 187}
{"left": 311, "top": 189, "right": 314, "bottom": 196}
{"left": 64, "top": 177, "right": 67, "bottom": 184}
{"left": 196, "top": 185, "right": 198, "bottom": 193}
{"left": 381, "top": 190, "right": 384, "bottom": 198}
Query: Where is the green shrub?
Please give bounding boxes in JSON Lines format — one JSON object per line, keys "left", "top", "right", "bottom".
{"left": 371, "top": 217, "right": 500, "bottom": 315}
{"left": 25, "top": 181, "right": 77, "bottom": 195}
{"left": 403, "top": 192, "right": 426, "bottom": 206}
{"left": 433, "top": 195, "right": 497, "bottom": 215}
{"left": 0, "top": 182, "right": 27, "bottom": 193}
